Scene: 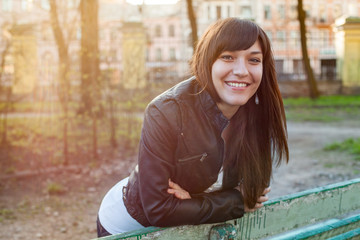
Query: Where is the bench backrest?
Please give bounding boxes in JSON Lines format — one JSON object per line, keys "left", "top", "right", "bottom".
{"left": 95, "top": 178, "right": 360, "bottom": 240}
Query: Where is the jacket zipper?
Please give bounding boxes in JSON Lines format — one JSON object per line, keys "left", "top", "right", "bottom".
{"left": 221, "top": 120, "right": 230, "bottom": 164}
{"left": 178, "top": 152, "right": 208, "bottom": 163}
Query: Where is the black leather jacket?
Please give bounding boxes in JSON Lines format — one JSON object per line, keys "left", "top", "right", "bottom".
{"left": 124, "top": 77, "right": 244, "bottom": 227}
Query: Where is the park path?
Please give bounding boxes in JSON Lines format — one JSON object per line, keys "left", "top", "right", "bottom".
{"left": 270, "top": 121, "right": 360, "bottom": 198}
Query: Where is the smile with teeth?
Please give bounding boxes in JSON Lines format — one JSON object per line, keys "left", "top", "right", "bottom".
{"left": 226, "top": 82, "right": 249, "bottom": 88}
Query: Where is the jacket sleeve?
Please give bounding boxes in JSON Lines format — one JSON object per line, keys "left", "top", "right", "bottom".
{"left": 137, "top": 102, "right": 245, "bottom": 227}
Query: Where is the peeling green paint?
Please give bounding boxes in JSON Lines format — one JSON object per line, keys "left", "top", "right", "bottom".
{"left": 208, "top": 224, "right": 236, "bottom": 240}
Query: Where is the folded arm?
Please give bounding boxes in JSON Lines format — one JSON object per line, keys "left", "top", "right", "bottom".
{"left": 138, "top": 104, "right": 245, "bottom": 227}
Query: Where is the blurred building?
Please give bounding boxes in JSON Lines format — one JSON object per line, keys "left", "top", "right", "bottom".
{"left": 0, "top": 0, "right": 80, "bottom": 100}
{"left": 1, "top": 0, "right": 360, "bottom": 100}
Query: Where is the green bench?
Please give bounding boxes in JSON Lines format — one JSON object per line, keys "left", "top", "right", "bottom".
{"left": 94, "top": 178, "right": 360, "bottom": 240}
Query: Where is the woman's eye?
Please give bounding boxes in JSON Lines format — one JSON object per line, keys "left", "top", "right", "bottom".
{"left": 250, "top": 58, "right": 262, "bottom": 63}
{"left": 220, "top": 55, "right": 233, "bottom": 61}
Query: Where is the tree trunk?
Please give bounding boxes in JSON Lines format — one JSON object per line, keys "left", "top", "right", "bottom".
{"left": 297, "top": 0, "right": 320, "bottom": 99}
{"left": 49, "top": 0, "right": 70, "bottom": 165}
{"left": 0, "top": 40, "right": 11, "bottom": 84}
{"left": 80, "top": 0, "right": 100, "bottom": 114}
{"left": 186, "top": 0, "right": 198, "bottom": 52}
{"left": 92, "top": 117, "right": 98, "bottom": 160}
{"left": 63, "top": 108, "right": 69, "bottom": 165}
{"left": 0, "top": 40, "right": 11, "bottom": 145}
{"left": 80, "top": 0, "right": 100, "bottom": 160}
{"left": 108, "top": 94, "right": 117, "bottom": 148}
{"left": 1, "top": 88, "right": 11, "bottom": 145}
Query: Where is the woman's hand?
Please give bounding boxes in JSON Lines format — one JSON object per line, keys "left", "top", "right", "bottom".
{"left": 167, "top": 179, "right": 191, "bottom": 200}
{"left": 234, "top": 186, "right": 271, "bottom": 213}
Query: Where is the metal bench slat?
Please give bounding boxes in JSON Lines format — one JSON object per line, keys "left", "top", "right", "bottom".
{"left": 266, "top": 213, "right": 360, "bottom": 239}
{"left": 327, "top": 228, "right": 360, "bottom": 240}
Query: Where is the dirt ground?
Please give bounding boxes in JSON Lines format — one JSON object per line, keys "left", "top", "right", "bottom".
{"left": 0, "top": 120, "right": 360, "bottom": 240}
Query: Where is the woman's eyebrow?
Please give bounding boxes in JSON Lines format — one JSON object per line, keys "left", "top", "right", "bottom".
{"left": 250, "top": 51, "right": 263, "bottom": 55}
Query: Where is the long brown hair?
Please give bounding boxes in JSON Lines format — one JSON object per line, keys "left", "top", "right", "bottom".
{"left": 190, "top": 18, "right": 289, "bottom": 208}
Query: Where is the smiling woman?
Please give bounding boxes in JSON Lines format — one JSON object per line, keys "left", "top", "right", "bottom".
{"left": 126, "top": 0, "right": 179, "bottom": 5}
{"left": 97, "top": 18, "right": 289, "bottom": 238}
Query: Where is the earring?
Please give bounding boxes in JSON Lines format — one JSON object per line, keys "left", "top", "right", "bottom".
{"left": 255, "top": 93, "right": 259, "bottom": 105}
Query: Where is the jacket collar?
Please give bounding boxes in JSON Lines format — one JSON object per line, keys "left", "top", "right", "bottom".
{"left": 196, "top": 81, "right": 229, "bottom": 132}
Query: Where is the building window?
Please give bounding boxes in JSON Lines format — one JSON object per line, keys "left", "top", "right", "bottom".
{"left": 169, "top": 24, "right": 175, "bottom": 37}
{"left": 21, "top": 0, "right": 33, "bottom": 11}
{"left": 156, "top": 48, "right": 162, "bottom": 61}
{"left": 227, "top": 5, "right": 231, "bottom": 17}
{"left": 293, "top": 59, "right": 304, "bottom": 75}
{"left": 320, "top": 30, "right": 329, "bottom": 46}
{"left": 289, "top": 5, "right": 297, "bottom": 20}
{"left": 216, "top": 6, "right": 221, "bottom": 20}
{"left": 265, "top": 30, "right": 272, "bottom": 42}
{"left": 278, "top": 4, "right": 285, "bottom": 19}
{"left": 155, "top": 25, "right": 162, "bottom": 37}
{"left": 264, "top": 5, "right": 271, "bottom": 20}
{"left": 241, "top": 6, "right": 252, "bottom": 19}
{"left": 169, "top": 48, "right": 176, "bottom": 61}
{"left": 303, "top": 4, "right": 311, "bottom": 18}
{"left": 110, "top": 28, "right": 117, "bottom": 41}
{"left": 41, "top": 0, "right": 50, "bottom": 10}
{"left": 318, "top": 5, "right": 327, "bottom": 23}
{"left": 277, "top": 31, "right": 286, "bottom": 42}
{"left": 2, "top": 0, "right": 12, "bottom": 11}
{"left": 320, "top": 59, "right": 336, "bottom": 80}
{"left": 307, "top": 30, "right": 314, "bottom": 47}
{"left": 67, "top": 0, "right": 79, "bottom": 8}
{"left": 275, "top": 59, "right": 284, "bottom": 74}
{"left": 333, "top": 4, "right": 343, "bottom": 18}
{"left": 207, "top": 5, "right": 211, "bottom": 20}
{"left": 290, "top": 31, "right": 299, "bottom": 47}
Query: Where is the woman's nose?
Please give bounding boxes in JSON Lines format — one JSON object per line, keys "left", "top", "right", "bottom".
{"left": 232, "top": 60, "right": 249, "bottom": 77}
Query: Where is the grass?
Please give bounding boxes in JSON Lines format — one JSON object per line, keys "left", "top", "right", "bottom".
{"left": 0, "top": 208, "right": 16, "bottom": 222}
{"left": 324, "top": 163, "right": 336, "bottom": 168}
{"left": 324, "top": 138, "right": 360, "bottom": 161}
{"left": 283, "top": 95, "right": 360, "bottom": 107}
{"left": 46, "top": 182, "right": 66, "bottom": 195}
{"left": 285, "top": 109, "right": 342, "bottom": 122}
{"left": 284, "top": 95, "right": 360, "bottom": 122}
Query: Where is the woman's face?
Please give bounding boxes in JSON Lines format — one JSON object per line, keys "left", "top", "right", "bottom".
{"left": 211, "top": 40, "right": 263, "bottom": 119}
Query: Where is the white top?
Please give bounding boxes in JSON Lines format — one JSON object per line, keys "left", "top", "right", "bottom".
{"left": 98, "top": 177, "right": 144, "bottom": 234}
{"left": 204, "top": 166, "right": 224, "bottom": 193}
{"left": 98, "top": 169, "right": 224, "bottom": 234}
